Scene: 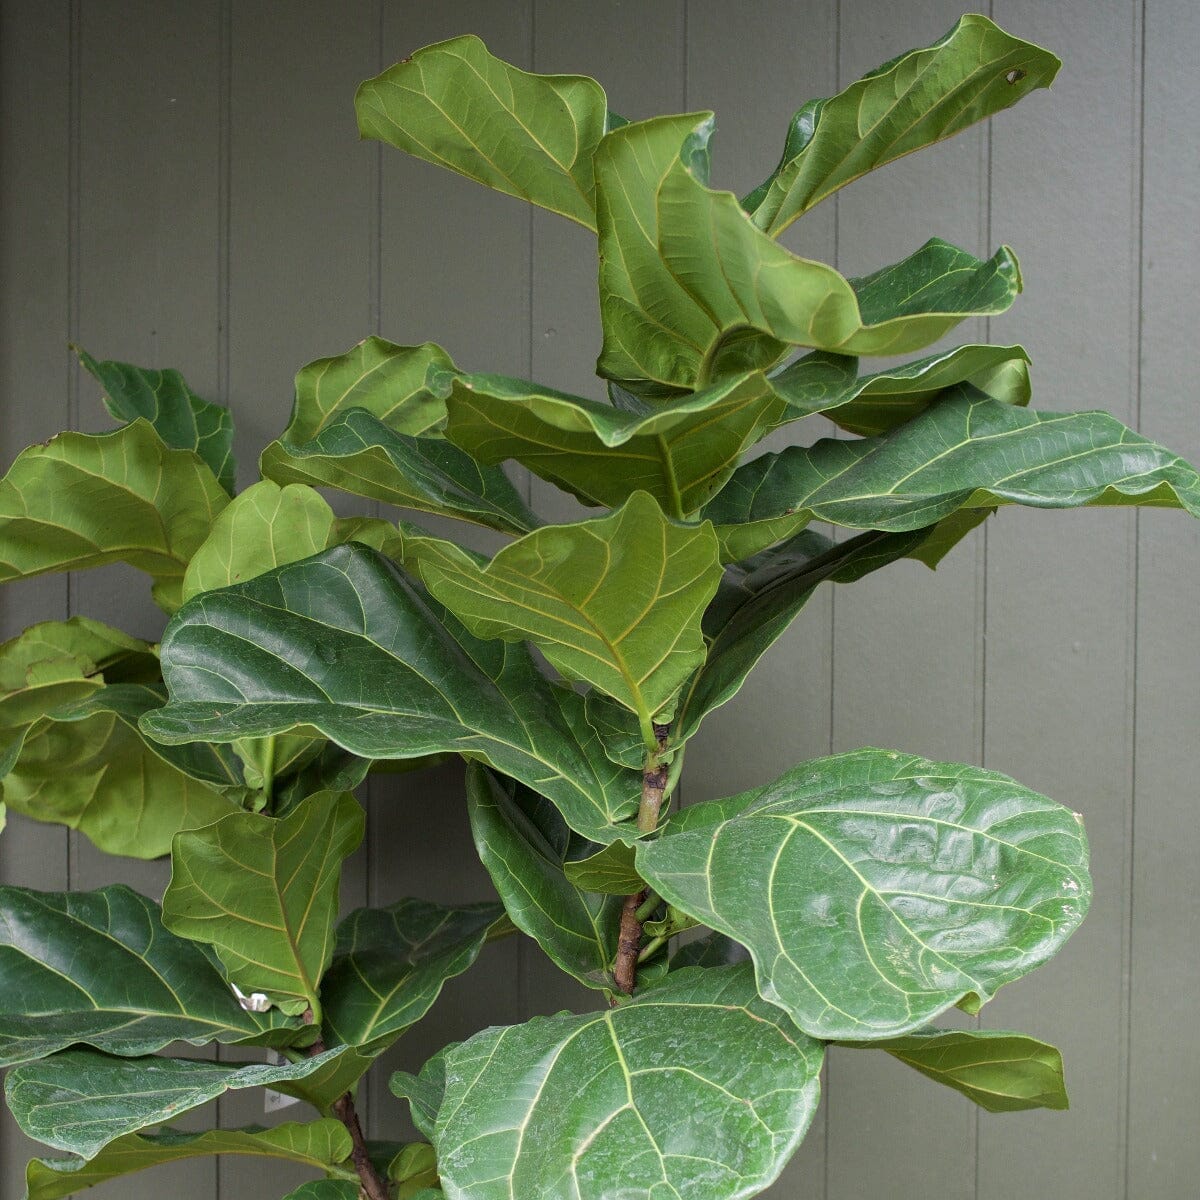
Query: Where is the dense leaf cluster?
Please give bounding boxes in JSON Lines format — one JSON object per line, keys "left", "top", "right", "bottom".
{"left": 0, "top": 15, "right": 1193, "bottom": 1199}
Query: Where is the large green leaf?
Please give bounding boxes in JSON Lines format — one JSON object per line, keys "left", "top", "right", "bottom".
{"left": 465, "top": 766, "right": 620, "bottom": 992}
{"left": 356, "top": 36, "right": 608, "bottom": 229}
{"left": 390, "top": 1047, "right": 450, "bottom": 1143}
{"left": 637, "top": 750, "right": 1091, "bottom": 1039}
{"left": 282, "top": 1183, "right": 358, "bottom": 1200}
{"left": 5, "top": 1045, "right": 355, "bottom": 1159}
{"left": 162, "top": 791, "right": 365, "bottom": 1012}
{"left": 742, "top": 15, "right": 1060, "bottom": 235}
{"left": 2, "top": 696, "right": 241, "bottom": 859}
{"left": 0, "top": 420, "right": 229, "bottom": 612}
{"left": 705, "top": 392, "right": 1200, "bottom": 559}
{"left": 442, "top": 370, "right": 785, "bottom": 516}
{"left": 77, "top": 348, "right": 236, "bottom": 494}
{"left": 839, "top": 1028, "right": 1068, "bottom": 1113}
{"left": 594, "top": 111, "right": 1021, "bottom": 396}
{"left": 410, "top": 493, "right": 723, "bottom": 739}
{"left": 260, "top": 408, "right": 537, "bottom": 536}
{"left": 321, "top": 895, "right": 505, "bottom": 1054}
{"left": 0, "top": 618, "right": 156, "bottom": 735}
{"left": 140, "top": 545, "right": 642, "bottom": 844}
{"left": 432, "top": 964, "right": 823, "bottom": 1200}
{"left": 24, "top": 1121, "right": 353, "bottom": 1200}
{"left": 280, "top": 337, "right": 454, "bottom": 444}
{"left": 0, "top": 885, "right": 299, "bottom": 1068}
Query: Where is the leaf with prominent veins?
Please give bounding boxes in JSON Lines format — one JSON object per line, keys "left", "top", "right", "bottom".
{"left": 162, "top": 791, "right": 365, "bottom": 1011}
{"left": 433, "top": 965, "right": 823, "bottom": 1200}
{"left": 636, "top": 749, "right": 1091, "bottom": 1040}
{"left": 742, "top": 14, "right": 1060, "bottom": 235}
{"left": 140, "top": 545, "right": 642, "bottom": 844}
{"left": 356, "top": 36, "right": 609, "bottom": 229}
{"left": 0, "top": 885, "right": 300, "bottom": 1068}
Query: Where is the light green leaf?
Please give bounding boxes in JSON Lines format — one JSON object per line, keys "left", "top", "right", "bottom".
{"left": 466, "top": 766, "right": 620, "bottom": 991}
{"left": 77, "top": 347, "right": 236, "bottom": 494}
{"left": 705, "top": 392, "right": 1200, "bottom": 558}
{"left": 839, "top": 1028, "right": 1069, "bottom": 1113}
{"left": 162, "top": 791, "right": 365, "bottom": 1011}
{"left": 390, "top": 1047, "right": 449, "bottom": 1144}
{"left": 321, "top": 895, "right": 505, "bottom": 1054}
{"left": 281, "top": 337, "right": 454, "bottom": 444}
{"left": 260, "top": 408, "right": 537, "bottom": 536}
{"left": 356, "top": 36, "right": 608, "bottom": 229}
{"left": 0, "top": 420, "right": 230, "bottom": 612}
{"left": 433, "top": 965, "right": 823, "bottom": 1200}
{"left": 388, "top": 1142, "right": 440, "bottom": 1196}
{"left": 442, "top": 370, "right": 786, "bottom": 516}
{"left": 742, "top": 15, "right": 1060, "bottom": 235}
{"left": 410, "top": 493, "right": 723, "bottom": 738}
{"left": 2, "top": 695, "right": 241, "bottom": 859}
{"left": 139, "top": 545, "right": 642, "bottom": 844}
{"left": 5, "top": 1045, "right": 355, "bottom": 1159}
{"left": 561, "top": 839, "right": 642, "bottom": 896}
{"left": 637, "top": 749, "right": 1091, "bottom": 1040}
{"left": 0, "top": 884, "right": 300, "bottom": 1069}
{"left": 182, "top": 480, "right": 337, "bottom": 601}
{"left": 25, "top": 1121, "right": 353, "bottom": 1200}
{"left": 0, "top": 617, "right": 156, "bottom": 735}
{"left": 594, "top": 111, "right": 1021, "bottom": 396}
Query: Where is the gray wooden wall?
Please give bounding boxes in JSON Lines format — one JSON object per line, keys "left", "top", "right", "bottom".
{"left": 1, "top": 1, "right": 1196, "bottom": 1197}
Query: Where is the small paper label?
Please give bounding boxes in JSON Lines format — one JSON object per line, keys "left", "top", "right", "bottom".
{"left": 263, "top": 1050, "right": 302, "bottom": 1113}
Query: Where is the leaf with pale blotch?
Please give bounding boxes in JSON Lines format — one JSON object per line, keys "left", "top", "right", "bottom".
{"left": 24, "top": 1121, "right": 353, "bottom": 1200}
{"left": 182, "top": 480, "right": 336, "bottom": 600}
{"left": 442, "top": 370, "right": 785, "bottom": 516}
{"left": 281, "top": 337, "right": 454, "bottom": 444}
{"left": 410, "top": 492, "right": 723, "bottom": 734}
{"left": 0, "top": 617, "right": 156, "bottom": 735}
{"left": 742, "top": 15, "right": 1059, "bottom": 235}
{"left": 321, "top": 895, "right": 505, "bottom": 1054}
{"left": 839, "top": 1028, "right": 1069, "bottom": 1113}
{"left": 705, "top": 392, "right": 1200, "bottom": 559}
{"left": 4, "top": 1046, "right": 358, "bottom": 1159}
{"left": 562, "top": 839, "right": 643, "bottom": 896}
{"left": 140, "top": 545, "right": 641, "bottom": 844}
{"left": 357, "top": 36, "right": 608, "bottom": 229}
{"left": 466, "top": 766, "right": 620, "bottom": 991}
{"left": 637, "top": 749, "right": 1091, "bottom": 1040}
{"left": 78, "top": 347, "right": 237, "bottom": 494}
{"left": 433, "top": 965, "right": 822, "bottom": 1200}
{"left": 162, "top": 791, "right": 364, "bottom": 1010}
{"left": 0, "top": 420, "right": 229, "bottom": 612}
{"left": 0, "top": 885, "right": 300, "bottom": 1068}
{"left": 595, "top": 110, "right": 1021, "bottom": 397}
{"left": 260, "top": 408, "right": 537, "bottom": 536}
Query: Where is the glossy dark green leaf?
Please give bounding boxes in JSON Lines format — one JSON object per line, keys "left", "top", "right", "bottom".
{"left": 742, "top": 15, "right": 1060, "bottom": 235}
{"left": 637, "top": 749, "right": 1091, "bottom": 1040}
{"left": 410, "top": 493, "right": 723, "bottom": 736}
{"left": 706, "top": 392, "right": 1200, "bottom": 560}
{"left": 162, "top": 792, "right": 365, "bottom": 1011}
{"left": 260, "top": 408, "right": 536, "bottom": 536}
{"left": 321, "top": 895, "right": 505, "bottom": 1054}
{"left": 839, "top": 1028, "right": 1068, "bottom": 1113}
{"left": 465, "top": 766, "right": 620, "bottom": 991}
{"left": 77, "top": 348, "right": 236, "bottom": 495}
{"left": 5, "top": 1045, "right": 355, "bottom": 1159}
{"left": 356, "top": 36, "right": 608, "bottom": 229}
{"left": 561, "top": 839, "right": 642, "bottom": 896}
{"left": 442, "top": 370, "right": 785, "bottom": 516}
{"left": 280, "top": 337, "right": 455, "bottom": 444}
{"left": 140, "top": 545, "right": 642, "bottom": 843}
{"left": 0, "top": 884, "right": 299, "bottom": 1068}
{"left": 433, "top": 965, "right": 823, "bottom": 1200}
{"left": 24, "top": 1121, "right": 353, "bottom": 1200}
{"left": 0, "top": 420, "right": 229, "bottom": 612}
{"left": 670, "top": 932, "right": 750, "bottom": 971}
{"left": 594, "top": 110, "right": 1021, "bottom": 397}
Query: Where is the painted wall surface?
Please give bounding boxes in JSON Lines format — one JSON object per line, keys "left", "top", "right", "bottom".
{"left": 1, "top": 2, "right": 1196, "bottom": 1197}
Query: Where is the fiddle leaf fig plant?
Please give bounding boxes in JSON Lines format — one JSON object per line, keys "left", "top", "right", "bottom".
{"left": 2, "top": 14, "right": 1197, "bottom": 1199}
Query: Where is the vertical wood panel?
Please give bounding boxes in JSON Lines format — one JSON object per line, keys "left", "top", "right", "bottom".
{"left": 1127, "top": 0, "right": 1200, "bottom": 1192}
{"left": 979, "top": 3, "right": 1140, "bottom": 1197}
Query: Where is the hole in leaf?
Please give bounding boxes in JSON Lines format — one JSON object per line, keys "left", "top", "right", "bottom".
{"left": 1005, "top": 68, "right": 1026, "bottom": 84}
